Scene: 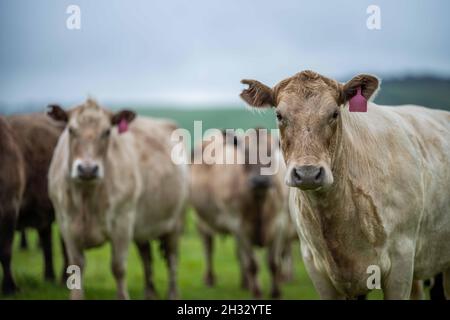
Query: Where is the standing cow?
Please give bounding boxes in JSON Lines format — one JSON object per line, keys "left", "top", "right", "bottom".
{"left": 240, "top": 70, "right": 450, "bottom": 299}
{"left": 47, "top": 99, "right": 188, "bottom": 299}
{"left": 0, "top": 117, "right": 25, "bottom": 295}
{"left": 190, "top": 128, "right": 295, "bottom": 298}
{"left": 7, "top": 113, "right": 66, "bottom": 282}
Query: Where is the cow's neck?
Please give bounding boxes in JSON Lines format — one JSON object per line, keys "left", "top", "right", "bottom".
{"left": 69, "top": 180, "right": 108, "bottom": 216}
{"left": 297, "top": 109, "right": 386, "bottom": 263}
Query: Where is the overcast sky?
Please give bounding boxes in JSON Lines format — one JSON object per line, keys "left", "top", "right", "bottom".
{"left": 1, "top": 0, "right": 449, "bottom": 110}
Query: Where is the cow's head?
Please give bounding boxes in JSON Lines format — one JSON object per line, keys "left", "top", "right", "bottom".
{"left": 47, "top": 99, "right": 136, "bottom": 183}
{"left": 241, "top": 128, "right": 278, "bottom": 197}
{"left": 240, "top": 70, "right": 379, "bottom": 191}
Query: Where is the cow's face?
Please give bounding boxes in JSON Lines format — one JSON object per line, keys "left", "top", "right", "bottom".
{"left": 240, "top": 71, "right": 379, "bottom": 191}
{"left": 48, "top": 100, "right": 136, "bottom": 183}
{"left": 242, "top": 128, "right": 277, "bottom": 196}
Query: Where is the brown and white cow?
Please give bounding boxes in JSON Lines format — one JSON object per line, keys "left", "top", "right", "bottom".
{"left": 7, "top": 113, "right": 66, "bottom": 282}
{"left": 0, "top": 117, "right": 25, "bottom": 294}
{"left": 47, "top": 99, "right": 188, "bottom": 299}
{"left": 240, "top": 70, "right": 450, "bottom": 299}
{"left": 190, "top": 128, "right": 295, "bottom": 298}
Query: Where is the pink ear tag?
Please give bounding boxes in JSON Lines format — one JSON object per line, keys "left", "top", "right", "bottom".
{"left": 349, "top": 87, "right": 367, "bottom": 112}
{"left": 118, "top": 118, "right": 128, "bottom": 134}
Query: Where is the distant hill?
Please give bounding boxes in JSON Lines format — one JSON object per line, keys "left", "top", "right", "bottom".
{"left": 1, "top": 77, "right": 449, "bottom": 142}
{"left": 375, "top": 77, "right": 450, "bottom": 111}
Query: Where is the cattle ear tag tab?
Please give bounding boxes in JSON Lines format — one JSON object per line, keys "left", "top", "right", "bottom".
{"left": 118, "top": 118, "right": 128, "bottom": 134}
{"left": 349, "top": 87, "right": 367, "bottom": 112}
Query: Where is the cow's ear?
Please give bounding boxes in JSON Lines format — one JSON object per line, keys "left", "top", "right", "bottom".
{"left": 341, "top": 74, "right": 380, "bottom": 103}
{"left": 240, "top": 79, "right": 274, "bottom": 108}
{"left": 47, "top": 104, "right": 68, "bottom": 123}
{"left": 111, "top": 109, "right": 136, "bottom": 126}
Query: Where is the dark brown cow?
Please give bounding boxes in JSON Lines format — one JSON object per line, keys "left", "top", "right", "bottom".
{"left": 0, "top": 117, "right": 25, "bottom": 294}
{"left": 6, "top": 112, "right": 66, "bottom": 281}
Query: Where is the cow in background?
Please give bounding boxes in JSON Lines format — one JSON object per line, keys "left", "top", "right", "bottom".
{"left": 7, "top": 113, "right": 66, "bottom": 281}
{"left": 0, "top": 117, "right": 25, "bottom": 294}
{"left": 241, "top": 70, "right": 450, "bottom": 299}
{"left": 47, "top": 99, "right": 188, "bottom": 299}
{"left": 190, "top": 128, "right": 296, "bottom": 298}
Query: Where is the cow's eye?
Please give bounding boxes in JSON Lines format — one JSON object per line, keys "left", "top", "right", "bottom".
{"left": 276, "top": 111, "right": 283, "bottom": 123}
{"left": 331, "top": 110, "right": 339, "bottom": 119}
{"left": 68, "top": 127, "right": 77, "bottom": 136}
{"left": 101, "top": 129, "right": 111, "bottom": 138}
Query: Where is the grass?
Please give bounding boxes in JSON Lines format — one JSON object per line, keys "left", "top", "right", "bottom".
{"left": 1, "top": 209, "right": 388, "bottom": 300}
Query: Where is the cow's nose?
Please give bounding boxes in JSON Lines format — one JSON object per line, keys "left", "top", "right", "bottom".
{"left": 77, "top": 163, "right": 99, "bottom": 180}
{"left": 290, "top": 165, "right": 324, "bottom": 189}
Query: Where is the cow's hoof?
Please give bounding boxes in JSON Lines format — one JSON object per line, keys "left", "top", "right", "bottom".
{"left": 271, "top": 288, "right": 281, "bottom": 300}
{"left": 70, "top": 289, "right": 85, "bottom": 300}
{"left": 45, "top": 272, "right": 56, "bottom": 282}
{"left": 117, "top": 291, "right": 130, "bottom": 300}
{"left": 204, "top": 273, "right": 216, "bottom": 287}
{"left": 252, "top": 287, "right": 262, "bottom": 299}
{"left": 145, "top": 288, "right": 157, "bottom": 300}
{"left": 240, "top": 279, "right": 249, "bottom": 290}
{"left": 168, "top": 290, "right": 179, "bottom": 300}
{"left": 2, "top": 282, "right": 18, "bottom": 295}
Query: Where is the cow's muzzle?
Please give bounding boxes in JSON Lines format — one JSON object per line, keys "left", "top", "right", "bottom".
{"left": 77, "top": 163, "right": 99, "bottom": 181}
{"left": 288, "top": 165, "right": 326, "bottom": 190}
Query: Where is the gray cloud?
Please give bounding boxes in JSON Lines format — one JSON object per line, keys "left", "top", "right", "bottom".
{"left": 1, "top": 0, "right": 449, "bottom": 109}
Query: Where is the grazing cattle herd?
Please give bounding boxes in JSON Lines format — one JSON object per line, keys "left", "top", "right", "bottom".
{"left": 0, "top": 70, "right": 449, "bottom": 300}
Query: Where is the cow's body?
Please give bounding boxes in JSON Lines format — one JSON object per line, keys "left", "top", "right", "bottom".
{"left": 290, "top": 104, "right": 450, "bottom": 298}
{"left": 240, "top": 70, "right": 450, "bottom": 299}
{"left": 190, "top": 130, "right": 295, "bottom": 298}
{"left": 0, "top": 117, "right": 25, "bottom": 294}
{"left": 48, "top": 102, "right": 188, "bottom": 299}
{"left": 6, "top": 113, "right": 65, "bottom": 281}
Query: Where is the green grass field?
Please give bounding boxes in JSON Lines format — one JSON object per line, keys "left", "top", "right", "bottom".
{"left": 2, "top": 209, "right": 388, "bottom": 300}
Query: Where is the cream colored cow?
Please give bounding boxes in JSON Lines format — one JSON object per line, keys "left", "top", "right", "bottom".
{"left": 47, "top": 99, "right": 188, "bottom": 300}
{"left": 241, "top": 70, "right": 450, "bottom": 299}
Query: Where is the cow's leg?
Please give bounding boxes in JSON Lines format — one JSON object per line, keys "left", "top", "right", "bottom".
{"left": 236, "top": 243, "right": 249, "bottom": 290}
{"left": 410, "top": 280, "right": 425, "bottom": 300}
{"left": 20, "top": 230, "right": 28, "bottom": 250}
{"left": 0, "top": 215, "right": 18, "bottom": 295}
{"left": 236, "top": 235, "right": 261, "bottom": 298}
{"left": 302, "top": 246, "right": 344, "bottom": 299}
{"left": 60, "top": 236, "right": 70, "bottom": 284}
{"left": 111, "top": 233, "right": 131, "bottom": 300}
{"left": 135, "top": 241, "right": 157, "bottom": 299}
{"left": 38, "top": 225, "right": 56, "bottom": 281}
{"left": 64, "top": 236, "right": 85, "bottom": 300}
{"left": 382, "top": 250, "right": 414, "bottom": 300}
{"left": 199, "top": 229, "right": 215, "bottom": 287}
{"left": 443, "top": 268, "right": 450, "bottom": 299}
{"left": 429, "top": 273, "right": 445, "bottom": 300}
{"left": 281, "top": 244, "right": 294, "bottom": 282}
{"left": 268, "top": 243, "right": 282, "bottom": 299}
{"left": 160, "top": 232, "right": 179, "bottom": 300}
